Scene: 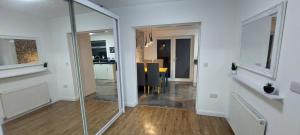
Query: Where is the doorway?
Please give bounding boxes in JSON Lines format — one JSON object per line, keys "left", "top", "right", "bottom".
{"left": 157, "top": 36, "right": 194, "bottom": 82}
{"left": 135, "top": 23, "right": 200, "bottom": 112}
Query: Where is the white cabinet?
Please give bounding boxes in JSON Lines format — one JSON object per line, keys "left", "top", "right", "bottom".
{"left": 93, "top": 64, "right": 115, "bottom": 80}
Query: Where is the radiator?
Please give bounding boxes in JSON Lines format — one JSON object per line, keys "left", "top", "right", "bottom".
{"left": 228, "top": 93, "right": 266, "bottom": 135}
{"left": 0, "top": 82, "right": 50, "bottom": 120}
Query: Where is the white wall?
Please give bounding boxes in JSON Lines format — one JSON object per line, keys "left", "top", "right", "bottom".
{"left": 112, "top": 0, "right": 239, "bottom": 116}
{"left": 234, "top": 0, "right": 300, "bottom": 135}
{"left": 0, "top": 8, "right": 58, "bottom": 102}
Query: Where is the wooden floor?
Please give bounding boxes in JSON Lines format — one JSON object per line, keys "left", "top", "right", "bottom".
{"left": 3, "top": 97, "right": 233, "bottom": 135}
{"left": 3, "top": 94, "right": 118, "bottom": 135}
{"left": 105, "top": 106, "right": 234, "bottom": 135}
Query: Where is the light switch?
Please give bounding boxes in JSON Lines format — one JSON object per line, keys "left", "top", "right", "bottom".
{"left": 290, "top": 81, "right": 300, "bottom": 94}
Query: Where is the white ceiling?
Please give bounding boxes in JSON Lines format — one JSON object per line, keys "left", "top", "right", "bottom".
{"left": 0, "top": 0, "right": 91, "bottom": 19}
{"left": 0, "top": 0, "right": 185, "bottom": 19}
{"left": 88, "top": 0, "right": 184, "bottom": 9}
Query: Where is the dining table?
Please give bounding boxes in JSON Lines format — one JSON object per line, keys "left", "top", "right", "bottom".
{"left": 144, "top": 67, "right": 168, "bottom": 91}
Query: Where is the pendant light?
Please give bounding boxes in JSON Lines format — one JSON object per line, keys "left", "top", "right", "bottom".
{"left": 149, "top": 26, "right": 153, "bottom": 44}
{"left": 145, "top": 26, "right": 153, "bottom": 48}
{"left": 144, "top": 28, "right": 149, "bottom": 47}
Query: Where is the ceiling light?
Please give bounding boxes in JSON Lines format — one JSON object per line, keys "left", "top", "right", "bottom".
{"left": 89, "top": 33, "right": 95, "bottom": 35}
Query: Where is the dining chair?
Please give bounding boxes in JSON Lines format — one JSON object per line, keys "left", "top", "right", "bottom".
{"left": 143, "top": 59, "right": 152, "bottom": 67}
{"left": 137, "top": 63, "right": 147, "bottom": 94}
{"left": 147, "top": 63, "right": 162, "bottom": 94}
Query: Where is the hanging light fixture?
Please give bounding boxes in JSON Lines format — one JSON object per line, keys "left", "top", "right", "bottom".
{"left": 145, "top": 26, "right": 153, "bottom": 48}
{"left": 149, "top": 26, "right": 153, "bottom": 44}
{"left": 144, "top": 28, "right": 149, "bottom": 47}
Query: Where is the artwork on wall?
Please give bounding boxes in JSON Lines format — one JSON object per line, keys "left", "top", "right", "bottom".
{"left": 15, "top": 39, "right": 39, "bottom": 64}
{"left": 0, "top": 37, "right": 39, "bottom": 66}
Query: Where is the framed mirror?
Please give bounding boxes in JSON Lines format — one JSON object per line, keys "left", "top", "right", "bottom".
{"left": 0, "top": 35, "right": 41, "bottom": 69}
{"left": 239, "top": 2, "right": 286, "bottom": 79}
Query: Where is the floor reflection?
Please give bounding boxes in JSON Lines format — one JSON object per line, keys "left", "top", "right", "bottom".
{"left": 138, "top": 81, "right": 196, "bottom": 111}
{"left": 3, "top": 94, "right": 118, "bottom": 135}
{"left": 95, "top": 79, "right": 118, "bottom": 101}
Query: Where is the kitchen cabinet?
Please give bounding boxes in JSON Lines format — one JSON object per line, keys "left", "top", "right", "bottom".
{"left": 93, "top": 64, "right": 116, "bottom": 80}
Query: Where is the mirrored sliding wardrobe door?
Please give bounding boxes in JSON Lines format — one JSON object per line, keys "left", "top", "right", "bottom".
{"left": 71, "top": 1, "right": 123, "bottom": 134}
{"left": 1, "top": 0, "right": 85, "bottom": 135}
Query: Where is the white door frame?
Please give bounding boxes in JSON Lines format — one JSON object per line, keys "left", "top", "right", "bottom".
{"left": 70, "top": 0, "right": 125, "bottom": 135}
{"left": 155, "top": 36, "right": 194, "bottom": 82}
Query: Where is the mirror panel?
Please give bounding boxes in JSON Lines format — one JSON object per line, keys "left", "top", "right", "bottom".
{"left": 240, "top": 14, "right": 277, "bottom": 69}
{"left": 1, "top": 0, "right": 122, "bottom": 134}
{"left": 0, "top": 37, "right": 39, "bottom": 66}
{"left": 73, "top": 2, "right": 120, "bottom": 134}
{"left": 1, "top": 0, "right": 85, "bottom": 135}
{"left": 239, "top": 2, "right": 286, "bottom": 79}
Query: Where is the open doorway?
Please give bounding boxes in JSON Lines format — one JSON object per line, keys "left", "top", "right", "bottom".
{"left": 67, "top": 29, "right": 119, "bottom": 134}
{"left": 68, "top": 30, "right": 118, "bottom": 101}
{"left": 135, "top": 23, "right": 200, "bottom": 112}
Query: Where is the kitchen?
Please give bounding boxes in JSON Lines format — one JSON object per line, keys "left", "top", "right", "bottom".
{"left": 90, "top": 30, "right": 118, "bottom": 101}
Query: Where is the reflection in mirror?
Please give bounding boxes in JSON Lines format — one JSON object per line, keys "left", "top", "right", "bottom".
{"left": 239, "top": 2, "right": 286, "bottom": 79}
{"left": 266, "top": 16, "right": 277, "bottom": 69}
{"left": 0, "top": 37, "right": 39, "bottom": 66}
{"left": 241, "top": 14, "right": 277, "bottom": 69}
{"left": 73, "top": 2, "right": 119, "bottom": 134}
{"left": 2, "top": 0, "right": 85, "bottom": 135}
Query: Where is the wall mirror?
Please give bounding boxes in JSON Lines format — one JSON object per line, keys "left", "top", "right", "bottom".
{"left": 1, "top": 0, "right": 123, "bottom": 135}
{"left": 239, "top": 2, "right": 286, "bottom": 79}
{"left": 0, "top": 36, "right": 40, "bottom": 68}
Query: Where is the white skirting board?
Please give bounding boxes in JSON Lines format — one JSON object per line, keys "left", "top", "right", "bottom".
{"left": 0, "top": 82, "right": 50, "bottom": 120}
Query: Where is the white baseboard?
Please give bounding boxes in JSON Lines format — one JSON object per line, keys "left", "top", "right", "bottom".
{"left": 125, "top": 101, "right": 138, "bottom": 107}
{"left": 60, "top": 97, "right": 79, "bottom": 102}
{"left": 197, "top": 109, "right": 227, "bottom": 118}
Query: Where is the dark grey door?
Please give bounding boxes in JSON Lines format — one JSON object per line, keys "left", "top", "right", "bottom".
{"left": 175, "top": 39, "right": 191, "bottom": 78}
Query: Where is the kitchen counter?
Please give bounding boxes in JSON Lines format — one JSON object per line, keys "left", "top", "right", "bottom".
{"left": 93, "top": 62, "right": 116, "bottom": 64}
{"left": 93, "top": 63, "right": 116, "bottom": 80}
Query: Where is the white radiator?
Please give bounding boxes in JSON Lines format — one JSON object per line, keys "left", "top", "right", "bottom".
{"left": 0, "top": 82, "right": 50, "bottom": 120}
{"left": 228, "top": 93, "right": 266, "bottom": 135}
